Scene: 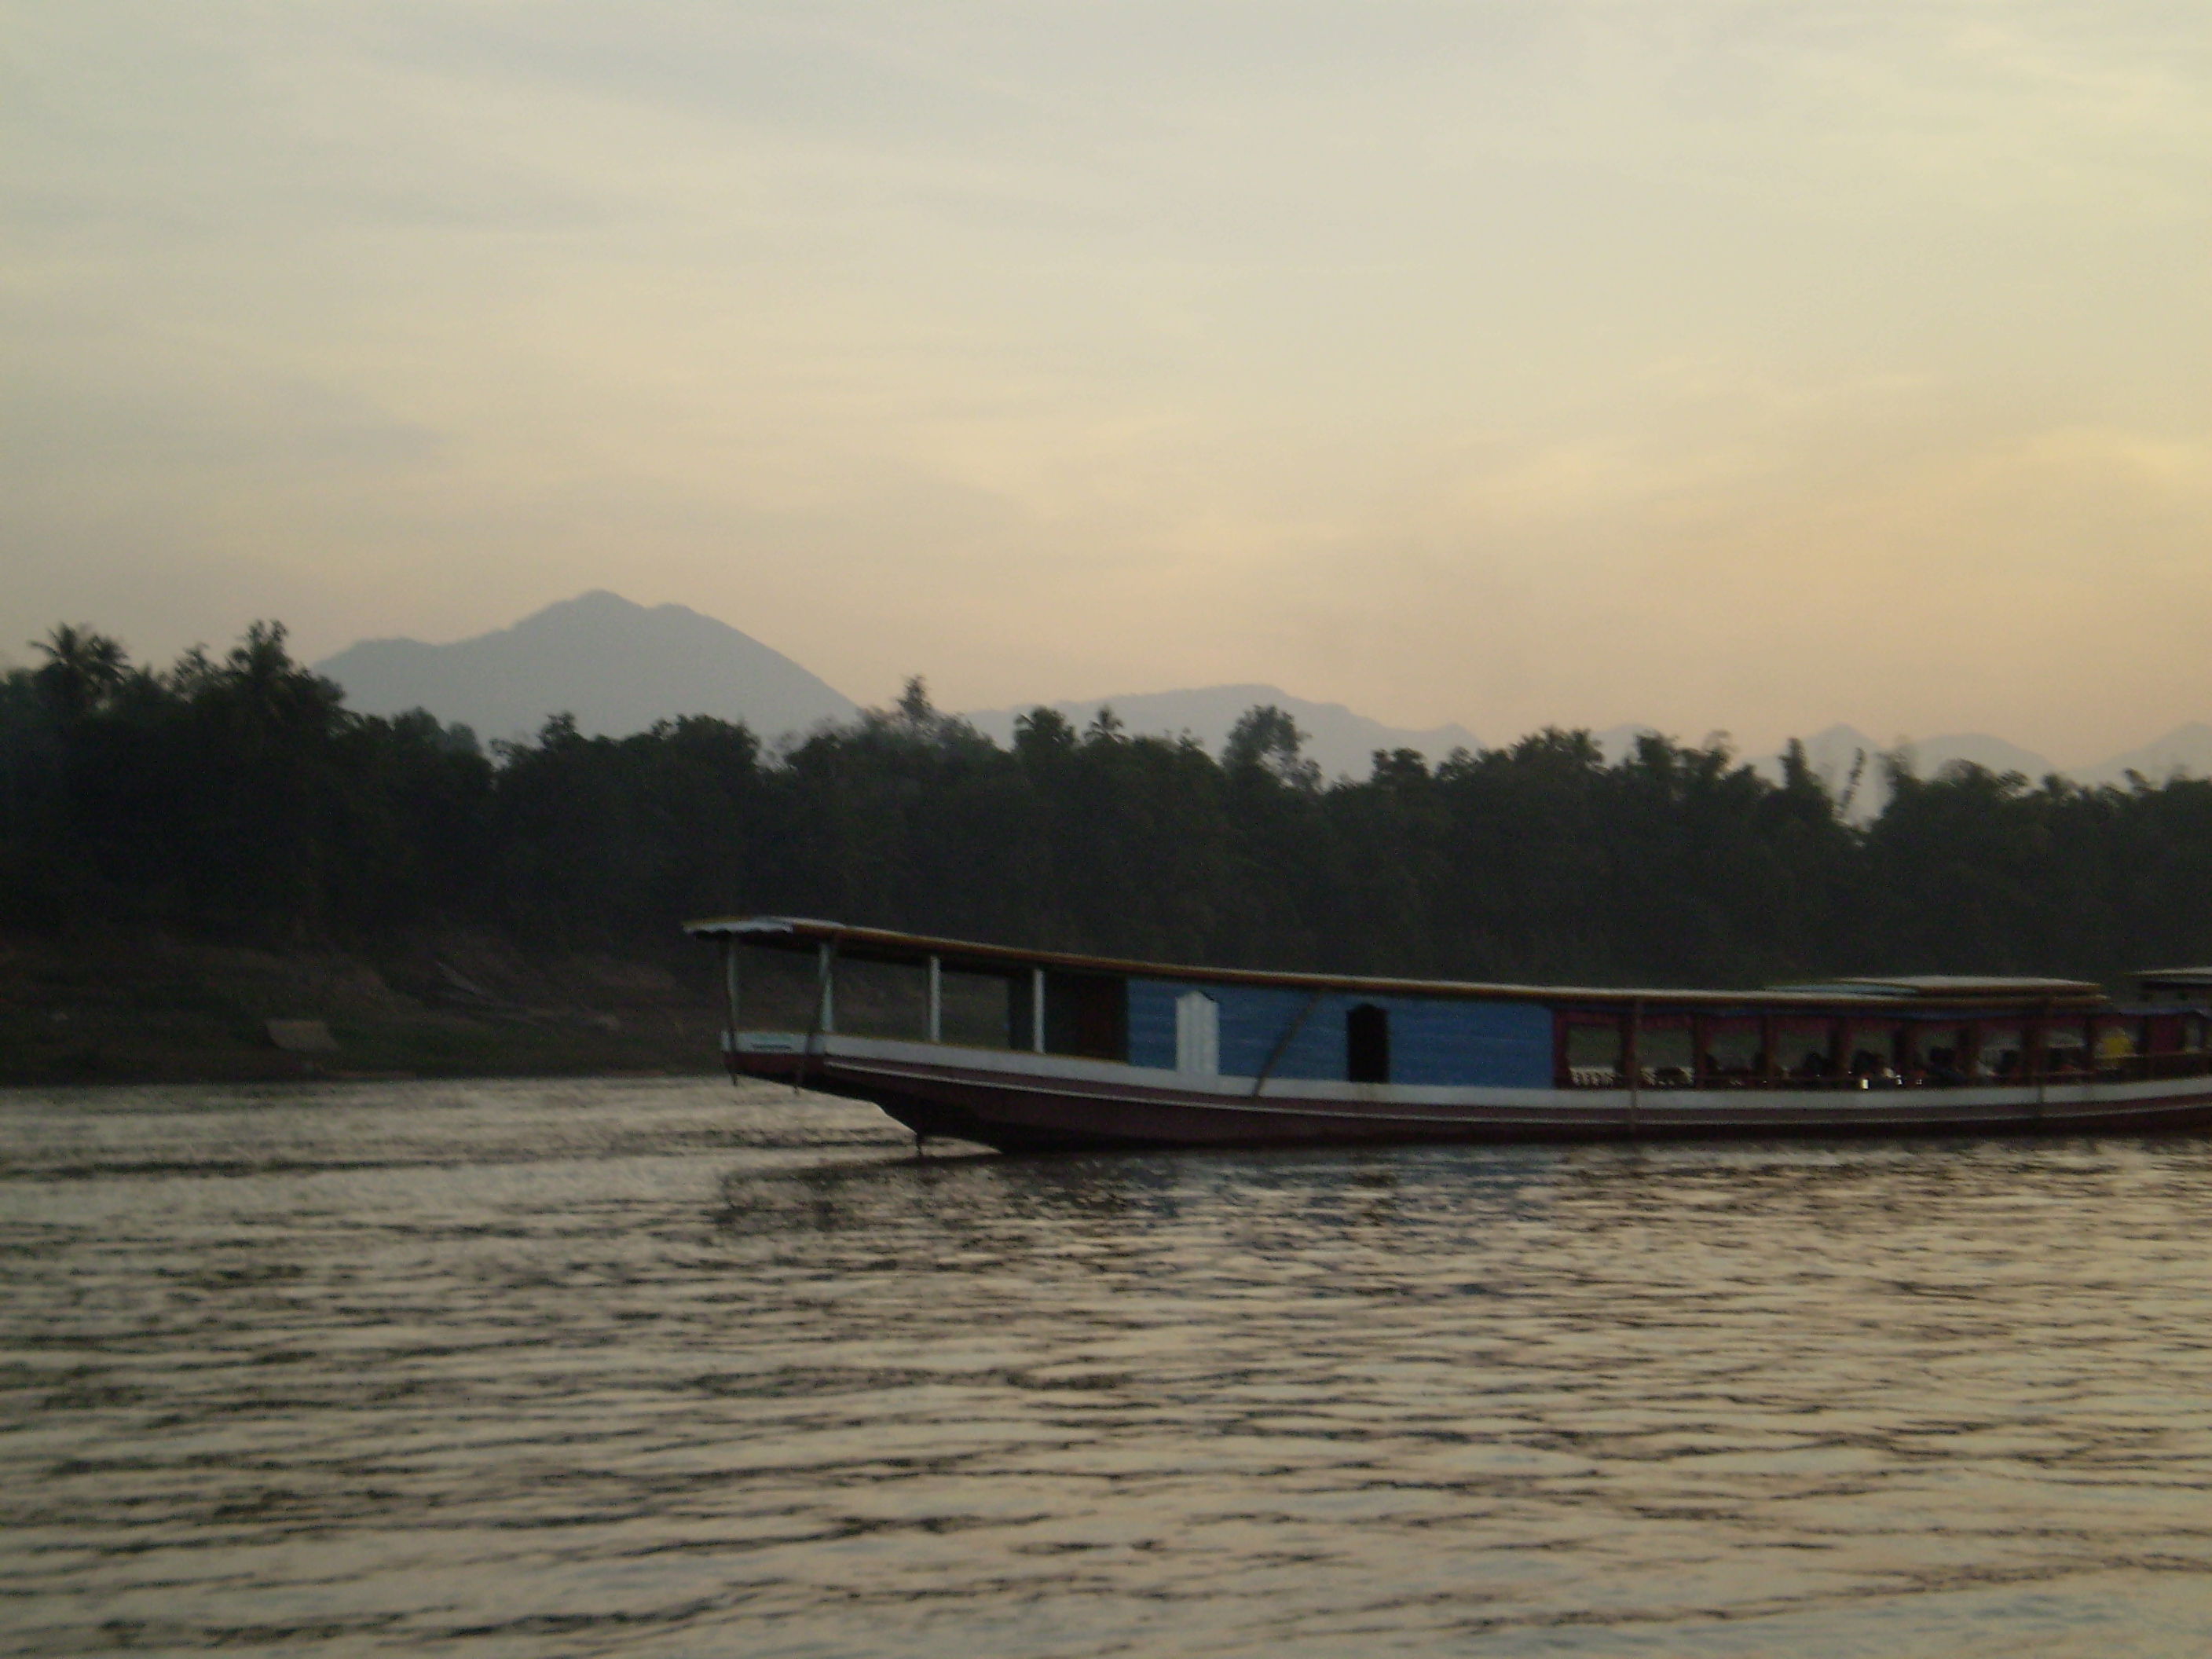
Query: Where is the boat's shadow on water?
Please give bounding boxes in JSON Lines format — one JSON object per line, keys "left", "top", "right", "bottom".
{"left": 711, "top": 1123, "right": 2212, "bottom": 1256}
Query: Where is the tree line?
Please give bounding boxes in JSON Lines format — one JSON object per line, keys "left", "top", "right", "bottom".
{"left": 8, "top": 621, "right": 2212, "bottom": 991}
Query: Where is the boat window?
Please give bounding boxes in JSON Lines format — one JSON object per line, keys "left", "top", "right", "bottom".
{"left": 1772, "top": 1019, "right": 1837, "bottom": 1081}
{"left": 1563, "top": 1020, "right": 1621, "bottom": 1086}
{"left": 1906, "top": 1023, "right": 1966, "bottom": 1083}
{"left": 731, "top": 942, "right": 823, "bottom": 1032}
{"left": 835, "top": 956, "right": 929, "bottom": 1040}
{"left": 1046, "top": 972, "right": 1128, "bottom": 1061}
{"left": 1347, "top": 1003, "right": 1390, "bottom": 1083}
{"left": 2093, "top": 1017, "right": 2141, "bottom": 1071}
{"left": 1701, "top": 1018, "right": 1761, "bottom": 1082}
{"left": 1977, "top": 1027, "right": 2023, "bottom": 1080}
{"left": 939, "top": 966, "right": 1015, "bottom": 1049}
{"left": 1844, "top": 1022, "right": 1902, "bottom": 1082}
{"left": 2042, "top": 1022, "right": 2090, "bottom": 1075}
{"left": 1637, "top": 1020, "right": 1694, "bottom": 1086}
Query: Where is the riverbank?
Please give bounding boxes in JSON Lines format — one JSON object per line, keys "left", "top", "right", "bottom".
{"left": 0, "top": 930, "right": 721, "bottom": 1085}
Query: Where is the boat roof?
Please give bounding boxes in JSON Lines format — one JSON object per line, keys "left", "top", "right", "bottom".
{"left": 685, "top": 916, "right": 2111, "bottom": 1013}
{"left": 1771, "top": 975, "right": 2104, "bottom": 998}
{"left": 2137, "top": 966, "right": 2212, "bottom": 983}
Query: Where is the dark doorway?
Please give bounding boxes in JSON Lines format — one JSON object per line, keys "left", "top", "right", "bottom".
{"left": 1346, "top": 1003, "right": 1390, "bottom": 1083}
{"left": 1045, "top": 972, "right": 1129, "bottom": 1061}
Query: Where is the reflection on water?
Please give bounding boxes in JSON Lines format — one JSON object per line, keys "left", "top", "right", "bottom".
{"left": 5, "top": 1079, "right": 2212, "bottom": 1655}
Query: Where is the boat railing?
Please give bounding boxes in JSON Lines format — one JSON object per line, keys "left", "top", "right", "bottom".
{"left": 1560, "top": 1050, "right": 2212, "bottom": 1090}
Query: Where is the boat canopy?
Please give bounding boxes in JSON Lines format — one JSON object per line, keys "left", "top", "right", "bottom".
{"left": 1768, "top": 975, "right": 2104, "bottom": 1000}
{"left": 2137, "top": 967, "right": 2212, "bottom": 1004}
{"left": 686, "top": 916, "right": 2113, "bottom": 1014}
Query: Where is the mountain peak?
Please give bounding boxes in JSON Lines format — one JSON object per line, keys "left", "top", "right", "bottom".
{"left": 316, "top": 592, "right": 857, "bottom": 742}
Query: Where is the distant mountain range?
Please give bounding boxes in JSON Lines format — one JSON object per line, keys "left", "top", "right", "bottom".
{"left": 1745, "top": 724, "right": 2212, "bottom": 819}
{"left": 316, "top": 591, "right": 2212, "bottom": 797}
{"left": 961, "top": 688, "right": 1480, "bottom": 781}
{"left": 315, "top": 594, "right": 1481, "bottom": 771}
{"left": 2078, "top": 723, "right": 2212, "bottom": 787}
{"left": 1773, "top": 727, "right": 2067, "bottom": 819}
{"left": 316, "top": 591, "right": 858, "bottom": 742}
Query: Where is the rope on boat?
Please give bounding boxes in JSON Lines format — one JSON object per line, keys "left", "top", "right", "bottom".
{"left": 1251, "top": 989, "right": 1324, "bottom": 1099}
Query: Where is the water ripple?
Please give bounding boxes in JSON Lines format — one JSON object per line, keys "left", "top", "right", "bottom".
{"left": 5, "top": 1079, "right": 2212, "bottom": 1654}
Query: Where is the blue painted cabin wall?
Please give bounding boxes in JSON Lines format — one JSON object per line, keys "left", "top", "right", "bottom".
{"left": 1127, "top": 979, "right": 1553, "bottom": 1088}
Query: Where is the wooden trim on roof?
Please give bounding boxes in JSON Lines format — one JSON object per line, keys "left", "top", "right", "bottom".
{"left": 683, "top": 916, "right": 2111, "bottom": 1013}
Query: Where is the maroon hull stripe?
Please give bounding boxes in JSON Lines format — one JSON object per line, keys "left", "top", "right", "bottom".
{"left": 731, "top": 1051, "right": 2212, "bottom": 1152}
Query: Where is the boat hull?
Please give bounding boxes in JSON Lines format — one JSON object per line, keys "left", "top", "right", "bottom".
{"left": 730, "top": 1035, "right": 2212, "bottom": 1152}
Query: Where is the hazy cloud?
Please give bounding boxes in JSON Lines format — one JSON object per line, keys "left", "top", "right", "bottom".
{"left": 5, "top": 1, "right": 2209, "bottom": 758}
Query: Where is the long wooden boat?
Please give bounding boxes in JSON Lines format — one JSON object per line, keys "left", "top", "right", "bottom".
{"left": 687, "top": 916, "right": 2212, "bottom": 1151}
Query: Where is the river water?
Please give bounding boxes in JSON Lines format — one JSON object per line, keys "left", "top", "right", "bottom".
{"left": 5, "top": 1078, "right": 2212, "bottom": 1656}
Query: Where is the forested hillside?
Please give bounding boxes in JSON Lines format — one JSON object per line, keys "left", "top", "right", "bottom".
{"left": 9, "top": 622, "right": 2212, "bottom": 995}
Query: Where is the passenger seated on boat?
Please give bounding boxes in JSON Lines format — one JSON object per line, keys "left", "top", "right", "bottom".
{"left": 1792, "top": 1051, "right": 1833, "bottom": 1081}
{"left": 2042, "top": 1031, "right": 2092, "bottom": 1077}
{"left": 1925, "top": 1046, "right": 1965, "bottom": 1086}
{"left": 1699, "top": 1020, "right": 1764, "bottom": 1084}
{"left": 2095, "top": 1026, "right": 2137, "bottom": 1076}
{"left": 1849, "top": 1049, "right": 1901, "bottom": 1086}
{"left": 1646, "top": 1064, "right": 1691, "bottom": 1086}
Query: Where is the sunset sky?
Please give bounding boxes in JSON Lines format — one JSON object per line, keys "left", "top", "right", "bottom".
{"left": 5, "top": 2, "right": 2209, "bottom": 761}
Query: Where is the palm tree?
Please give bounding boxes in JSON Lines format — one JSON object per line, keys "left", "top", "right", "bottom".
{"left": 30, "top": 624, "right": 128, "bottom": 717}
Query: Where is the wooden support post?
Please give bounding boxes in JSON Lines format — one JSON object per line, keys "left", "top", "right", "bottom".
{"left": 797, "top": 936, "right": 838, "bottom": 1095}
{"left": 927, "top": 954, "right": 943, "bottom": 1043}
{"left": 1031, "top": 968, "right": 1046, "bottom": 1053}
{"left": 721, "top": 937, "right": 739, "bottom": 1053}
{"left": 1624, "top": 1000, "right": 1642, "bottom": 1132}
{"left": 2032, "top": 1000, "right": 2049, "bottom": 1115}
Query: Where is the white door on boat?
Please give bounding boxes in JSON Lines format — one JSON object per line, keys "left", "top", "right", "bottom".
{"left": 1176, "top": 991, "right": 1221, "bottom": 1077}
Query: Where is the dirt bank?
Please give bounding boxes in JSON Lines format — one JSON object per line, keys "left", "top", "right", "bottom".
{"left": 0, "top": 930, "right": 724, "bottom": 1086}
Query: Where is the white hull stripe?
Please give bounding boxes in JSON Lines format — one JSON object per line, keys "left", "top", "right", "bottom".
{"left": 768, "top": 1035, "right": 2212, "bottom": 1126}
